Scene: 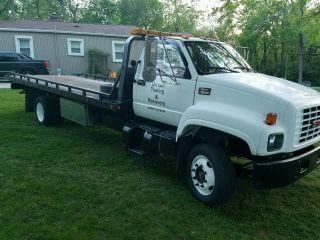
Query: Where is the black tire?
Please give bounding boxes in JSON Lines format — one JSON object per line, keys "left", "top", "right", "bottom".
{"left": 186, "top": 143, "right": 236, "bottom": 206}
{"left": 34, "top": 96, "right": 63, "bottom": 126}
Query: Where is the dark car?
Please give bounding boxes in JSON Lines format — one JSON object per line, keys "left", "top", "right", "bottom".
{"left": 0, "top": 52, "right": 50, "bottom": 76}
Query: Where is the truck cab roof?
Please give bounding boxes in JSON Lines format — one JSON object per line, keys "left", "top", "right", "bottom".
{"left": 0, "top": 52, "right": 33, "bottom": 59}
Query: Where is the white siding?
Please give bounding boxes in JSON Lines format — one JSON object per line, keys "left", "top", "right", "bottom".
{"left": 0, "top": 30, "right": 128, "bottom": 75}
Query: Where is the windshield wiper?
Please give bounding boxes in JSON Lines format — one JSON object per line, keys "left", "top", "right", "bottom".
{"left": 203, "top": 66, "right": 239, "bottom": 74}
{"left": 233, "top": 66, "right": 253, "bottom": 72}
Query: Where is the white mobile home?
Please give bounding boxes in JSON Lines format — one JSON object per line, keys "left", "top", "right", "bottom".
{"left": 0, "top": 20, "right": 134, "bottom": 75}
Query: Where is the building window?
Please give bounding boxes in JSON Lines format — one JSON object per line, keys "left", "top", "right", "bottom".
{"left": 15, "top": 35, "right": 34, "bottom": 58}
{"left": 67, "top": 38, "right": 84, "bottom": 56}
{"left": 112, "top": 41, "right": 125, "bottom": 62}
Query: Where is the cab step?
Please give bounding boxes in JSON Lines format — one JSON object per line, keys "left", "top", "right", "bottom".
{"left": 123, "top": 123, "right": 177, "bottom": 156}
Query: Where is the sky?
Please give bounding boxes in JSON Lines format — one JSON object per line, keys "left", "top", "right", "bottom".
{"left": 194, "top": 0, "right": 217, "bottom": 11}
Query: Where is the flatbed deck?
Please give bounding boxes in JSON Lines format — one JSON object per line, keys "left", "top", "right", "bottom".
{"left": 8, "top": 73, "right": 124, "bottom": 112}
{"left": 33, "top": 75, "right": 111, "bottom": 93}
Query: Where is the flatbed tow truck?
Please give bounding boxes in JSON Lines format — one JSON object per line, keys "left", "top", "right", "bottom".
{"left": 8, "top": 28, "right": 320, "bottom": 205}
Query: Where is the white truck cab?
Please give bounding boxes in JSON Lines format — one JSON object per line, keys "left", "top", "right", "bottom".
{"left": 131, "top": 31, "right": 320, "bottom": 204}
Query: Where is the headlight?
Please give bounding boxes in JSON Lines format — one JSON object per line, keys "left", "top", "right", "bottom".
{"left": 267, "top": 133, "right": 284, "bottom": 152}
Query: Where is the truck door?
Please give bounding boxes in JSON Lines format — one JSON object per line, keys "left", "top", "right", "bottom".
{"left": 133, "top": 40, "right": 196, "bottom": 127}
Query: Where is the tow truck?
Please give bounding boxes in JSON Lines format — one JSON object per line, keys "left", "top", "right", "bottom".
{"left": 8, "top": 28, "right": 320, "bottom": 205}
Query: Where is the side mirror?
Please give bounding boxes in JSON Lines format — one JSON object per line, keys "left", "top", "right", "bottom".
{"left": 142, "top": 36, "right": 158, "bottom": 82}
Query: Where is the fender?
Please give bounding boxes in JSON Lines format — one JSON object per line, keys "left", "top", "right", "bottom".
{"left": 176, "top": 101, "right": 271, "bottom": 155}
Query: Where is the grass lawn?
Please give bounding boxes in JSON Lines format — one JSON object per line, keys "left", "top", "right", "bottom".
{"left": 0, "top": 89, "right": 319, "bottom": 240}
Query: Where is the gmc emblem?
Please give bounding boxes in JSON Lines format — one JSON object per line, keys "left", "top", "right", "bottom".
{"left": 312, "top": 120, "right": 320, "bottom": 128}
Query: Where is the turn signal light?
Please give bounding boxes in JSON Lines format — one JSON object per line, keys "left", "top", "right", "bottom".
{"left": 266, "top": 113, "right": 277, "bottom": 125}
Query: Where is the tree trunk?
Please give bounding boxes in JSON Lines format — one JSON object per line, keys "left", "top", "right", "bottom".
{"left": 280, "top": 42, "right": 285, "bottom": 78}
{"left": 10, "top": 0, "right": 16, "bottom": 20}
{"left": 261, "top": 39, "right": 267, "bottom": 72}
{"left": 298, "top": 32, "right": 304, "bottom": 83}
{"left": 0, "top": 0, "right": 10, "bottom": 15}
{"left": 36, "top": 0, "right": 40, "bottom": 19}
{"left": 274, "top": 46, "right": 278, "bottom": 76}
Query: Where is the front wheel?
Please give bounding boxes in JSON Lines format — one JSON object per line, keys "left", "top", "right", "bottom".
{"left": 186, "top": 143, "right": 236, "bottom": 206}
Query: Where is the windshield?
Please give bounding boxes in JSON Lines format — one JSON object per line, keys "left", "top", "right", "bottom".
{"left": 184, "top": 41, "right": 252, "bottom": 75}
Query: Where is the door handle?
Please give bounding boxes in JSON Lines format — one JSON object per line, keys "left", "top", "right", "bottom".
{"left": 137, "top": 80, "right": 146, "bottom": 86}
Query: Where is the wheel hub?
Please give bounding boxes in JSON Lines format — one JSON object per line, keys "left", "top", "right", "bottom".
{"left": 191, "top": 155, "right": 215, "bottom": 196}
{"left": 36, "top": 102, "right": 45, "bottom": 122}
{"left": 195, "top": 167, "right": 206, "bottom": 183}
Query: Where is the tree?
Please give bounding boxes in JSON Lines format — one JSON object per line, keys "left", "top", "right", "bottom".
{"left": 162, "top": 0, "right": 200, "bottom": 33}
{"left": 288, "top": 0, "right": 320, "bottom": 83}
{"left": 0, "top": 0, "right": 17, "bottom": 20}
{"left": 215, "top": 0, "right": 320, "bottom": 83}
{"left": 0, "top": 0, "right": 82, "bottom": 22}
{"left": 79, "top": 0, "right": 119, "bottom": 24}
{"left": 117, "top": 0, "right": 164, "bottom": 29}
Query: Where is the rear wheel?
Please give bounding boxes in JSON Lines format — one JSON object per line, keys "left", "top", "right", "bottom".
{"left": 186, "top": 143, "right": 236, "bottom": 206}
{"left": 36, "top": 99, "right": 45, "bottom": 123}
{"left": 34, "top": 96, "right": 62, "bottom": 126}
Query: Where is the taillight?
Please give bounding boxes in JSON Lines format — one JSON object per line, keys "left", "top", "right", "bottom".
{"left": 43, "top": 60, "right": 49, "bottom": 69}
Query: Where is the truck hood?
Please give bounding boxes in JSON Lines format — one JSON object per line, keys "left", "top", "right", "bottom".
{"left": 199, "top": 72, "right": 320, "bottom": 107}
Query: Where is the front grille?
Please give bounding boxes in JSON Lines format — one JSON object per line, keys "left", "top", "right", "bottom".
{"left": 295, "top": 106, "right": 320, "bottom": 145}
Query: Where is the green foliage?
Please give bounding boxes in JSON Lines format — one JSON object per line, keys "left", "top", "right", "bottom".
{"left": 162, "top": 0, "right": 200, "bottom": 32}
{"left": 87, "top": 48, "right": 109, "bottom": 76}
{"left": 0, "top": 0, "right": 200, "bottom": 32}
{"left": 216, "top": 0, "right": 320, "bottom": 84}
{"left": 118, "top": 0, "right": 164, "bottom": 29}
{"left": 80, "top": 0, "right": 119, "bottom": 24}
{"left": 0, "top": 0, "right": 81, "bottom": 21}
{"left": 0, "top": 0, "right": 11, "bottom": 20}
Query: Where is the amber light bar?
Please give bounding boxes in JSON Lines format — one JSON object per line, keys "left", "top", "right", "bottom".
{"left": 131, "top": 28, "right": 191, "bottom": 38}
